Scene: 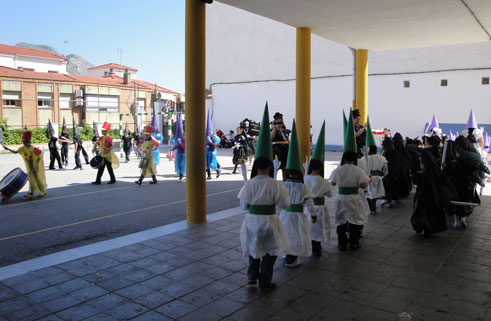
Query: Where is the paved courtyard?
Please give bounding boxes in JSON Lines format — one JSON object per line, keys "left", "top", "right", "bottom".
{"left": 0, "top": 171, "right": 490, "bottom": 320}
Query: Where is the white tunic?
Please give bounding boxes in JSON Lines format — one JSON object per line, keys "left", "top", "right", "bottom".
{"left": 329, "top": 164, "right": 370, "bottom": 226}
{"left": 358, "top": 154, "right": 388, "bottom": 199}
{"left": 238, "top": 175, "right": 291, "bottom": 259}
{"left": 279, "top": 181, "right": 316, "bottom": 257}
{"left": 304, "top": 175, "right": 333, "bottom": 244}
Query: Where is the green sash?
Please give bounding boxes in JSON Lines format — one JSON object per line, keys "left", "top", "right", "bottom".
{"left": 285, "top": 204, "right": 304, "bottom": 212}
{"left": 313, "top": 197, "right": 325, "bottom": 206}
{"left": 338, "top": 187, "right": 359, "bottom": 195}
{"left": 248, "top": 204, "right": 276, "bottom": 215}
{"left": 370, "top": 170, "right": 382, "bottom": 176}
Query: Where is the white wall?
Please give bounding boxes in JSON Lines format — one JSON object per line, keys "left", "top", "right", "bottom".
{"left": 206, "top": 2, "right": 491, "bottom": 147}
{"left": 0, "top": 54, "right": 14, "bottom": 68}
{"left": 15, "top": 56, "right": 67, "bottom": 74}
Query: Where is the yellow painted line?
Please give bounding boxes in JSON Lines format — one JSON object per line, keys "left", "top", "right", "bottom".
{"left": 0, "top": 187, "right": 241, "bottom": 242}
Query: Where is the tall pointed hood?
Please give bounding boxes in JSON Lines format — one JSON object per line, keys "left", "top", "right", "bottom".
{"left": 47, "top": 119, "right": 54, "bottom": 138}
{"left": 344, "top": 109, "right": 357, "bottom": 153}
{"left": 311, "top": 120, "right": 325, "bottom": 163}
{"left": 466, "top": 109, "right": 478, "bottom": 129}
{"left": 151, "top": 108, "right": 158, "bottom": 134}
{"left": 62, "top": 117, "right": 67, "bottom": 131}
{"left": 343, "top": 110, "right": 348, "bottom": 137}
{"left": 175, "top": 111, "right": 184, "bottom": 141}
{"left": 427, "top": 114, "right": 440, "bottom": 133}
{"left": 72, "top": 117, "right": 79, "bottom": 141}
{"left": 286, "top": 119, "right": 303, "bottom": 174}
{"left": 206, "top": 110, "right": 214, "bottom": 139}
{"left": 365, "top": 117, "right": 377, "bottom": 147}
{"left": 251, "top": 102, "right": 274, "bottom": 178}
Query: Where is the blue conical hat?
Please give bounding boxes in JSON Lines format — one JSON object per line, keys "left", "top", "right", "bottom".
{"left": 175, "top": 112, "right": 184, "bottom": 140}
{"left": 466, "top": 109, "right": 478, "bottom": 129}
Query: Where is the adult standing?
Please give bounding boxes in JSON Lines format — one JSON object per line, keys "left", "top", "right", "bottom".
{"left": 271, "top": 112, "right": 289, "bottom": 181}
{"left": 242, "top": 118, "right": 256, "bottom": 166}
{"left": 352, "top": 109, "right": 366, "bottom": 158}
{"left": 48, "top": 130, "right": 63, "bottom": 170}
{"left": 461, "top": 110, "right": 484, "bottom": 156}
{"left": 92, "top": 122, "right": 119, "bottom": 185}
{"left": 173, "top": 112, "right": 186, "bottom": 181}
{"left": 59, "top": 118, "right": 70, "bottom": 166}
{"left": 122, "top": 130, "right": 132, "bottom": 162}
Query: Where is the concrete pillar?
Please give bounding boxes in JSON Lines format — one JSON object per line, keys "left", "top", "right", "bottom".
{"left": 185, "top": 0, "right": 206, "bottom": 224}
{"left": 295, "top": 28, "right": 311, "bottom": 167}
{"left": 355, "top": 49, "right": 368, "bottom": 125}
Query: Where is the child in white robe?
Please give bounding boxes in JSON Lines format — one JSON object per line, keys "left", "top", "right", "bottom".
{"left": 358, "top": 145, "right": 388, "bottom": 214}
{"left": 329, "top": 151, "right": 371, "bottom": 250}
{"left": 280, "top": 169, "right": 317, "bottom": 267}
{"left": 305, "top": 159, "right": 333, "bottom": 256}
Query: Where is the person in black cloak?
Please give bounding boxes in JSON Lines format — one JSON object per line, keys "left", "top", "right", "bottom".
{"left": 445, "top": 136, "right": 489, "bottom": 228}
{"left": 59, "top": 118, "right": 70, "bottom": 166}
{"left": 271, "top": 112, "right": 289, "bottom": 181}
{"left": 381, "top": 137, "right": 401, "bottom": 206}
{"left": 352, "top": 109, "right": 366, "bottom": 158}
{"left": 231, "top": 125, "right": 249, "bottom": 174}
{"left": 411, "top": 148, "right": 448, "bottom": 236}
{"left": 122, "top": 130, "right": 132, "bottom": 162}
{"left": 392, "top": 133, "right": 412, "bottom": 197}
{"left": 48, "top": 129, "right": 63, "bottom": 170}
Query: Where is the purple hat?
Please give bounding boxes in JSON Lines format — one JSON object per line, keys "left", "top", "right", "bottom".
{"left": 427, "top": 114, "right": 440, "bottom": 133}
{"left": 466, "top": 109, "right": 478, "bottom": 129}
{"left": 206, "top": 110, "right": 214, "bottom": 139}
{"left": 175, "top": 112, "right": 184, "bottom": 141}
{"left": 449, "top": 130, "right": 454, "bottom": 141}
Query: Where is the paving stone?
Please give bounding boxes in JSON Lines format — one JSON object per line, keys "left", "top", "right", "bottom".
{"left": 179, "top": 307, "right": 223, "bottom": 321}
{"left": 0, "top": 286, "right": 20, "bottom": 302}
{"left": 132, "top": 290, "right": 174, "bottom": 308}
{"left": 96, "top": 276, "right": 135, "bottom": 292}
{"left": 155, "top": 299, "right": 198, "bottom": 319}
{"left": 80, "top": 312, "right": 119, "bottom": 321}
{"left": 70, "top": 284, "right": 108, "bottom": 301}
{"left": 35, "top": 314, "right": 64, "bottom": 321}
{"left": 311, "top": 299, "right": 366, "bottom": 321}
{"left": 101, "top": 249, "right": 143, "bottom": 263}
{"left": 180, "top": 288, "right": 223, "bottom": 307}
{"left": 130, "top": 310, "right": 173, "bottom": 321}
{"left": 115, "top": 283, "right": 153, "bottom": 300}
{"left": 227, "top": 306, "right": 274, "bottom": 321}
{"left": 202, "top": 279, "right": 241, "bottom": 295}
{"left": 224, "top": 286, "right": 263, "bottom": 304}
{"left": 82, "top": 270, "right": 117, "bottom": 283}
{"left": 160, "top": 281, "right": 199, "bottom": 298}
{"left": 181, "top": 274, "right": 215, "bottom": 288}
{"left": 55, "top": 278, "right": 92, "bottom": 293}
{"left": 3, "top": 303, "right": 51, "bottom": 321}
{"left": 139, "top": 275, "right": 176, "bottom": 292}
{"left": 0, "top": 295, "right": 35, "bottom": 315}
{"left": 141, "top": 261, "right": 176, "bottom": 274}
{"left": 7, "top": 277, "right": 51, "bottom": 294}
{"left": 85, "top": 293, "right": 127, "bottom": 312}
{"left": 104, "top": 300, "right": 148, "bottom": 320}
{"left": 42, "top": 271, "right": 77, "bottom": 286}
{"left": 40, "top": 295, "right": 83, "bottom": 313}
{"left": 26, "top": 286, "right": 66, "bottom": 303}
{"left": 55, "top": 304, "right": 100, "bottom": 321}
{"left": 202, "top": 297, "right": 245, "bottom": 317}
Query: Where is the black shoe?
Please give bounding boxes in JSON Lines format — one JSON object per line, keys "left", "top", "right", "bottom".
{"left": 258, "top": 282, "right": 276, "bottom": 291}
{"left": 150, "top": 180, "right": 157, "bottom": 184}
{"left": 216, "top": 172, "right": 220, "bottom": 178}
{"left": 73, "top": 166, "right": 81, "bottom": 170}
{"left": 135, "top": 180, "right": 142, "bottom": 186}
{"left": 231, "top": 171, "right": 236, "bottom": 174}
{"left": 92, "top": 181, "right": 101, "bottom": 185}
{"left": 247, "top": 279, "right": 257, "bottom": 285}
{"left": 312, "top": 251, "right": 321, "bottom": 257}
{"left": 338, "top": 244, "right": 347, "bottom": 251}
{"left": 207, "top": 176, "right": 212, "bottom": 180}
{"left": 350, "top": 243, "right": 361, "bottom": 250}
{"left": 107, "top": 181, "right": 116, "bottom": 184}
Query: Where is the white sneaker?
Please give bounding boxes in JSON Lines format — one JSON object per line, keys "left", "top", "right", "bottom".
{"left": 284, "top": 258, "right": 301, "bottom": 268}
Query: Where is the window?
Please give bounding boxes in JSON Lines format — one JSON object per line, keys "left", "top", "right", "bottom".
{"left": 59, "top": 94, "right": 72, "bottom": 108}
{"left": 18, "top": 67, "right": 34, "bottom": 72}
{"left": 38, "top": 92, "right": 52, "bottom": 107}
{"left": 403, "top": 80, "right": 410, "bottom": 88}
{"left": 48, "top": 70, "right": 58, "bottom": 73}
{"left": 2, "top": 91, "right": 20, "bottom": 107}
{"left": 482, "top": 77, "right": 490, "bottom": 85}
{"left": 441, "top": 79, "right": 448, "bottom": 86}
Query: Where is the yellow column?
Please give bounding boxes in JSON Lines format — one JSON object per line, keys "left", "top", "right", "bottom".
{"left": 296, "top": 28, "right": 311, "bottom": 167}
{"left": 355, "top": 49, "right": 368, "bottom": 125}
{"left": 185, "top": 0, "right": 206, "bottom": 224}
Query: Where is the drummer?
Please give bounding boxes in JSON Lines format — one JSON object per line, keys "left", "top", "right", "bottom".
{"left": 92, "top": 122, "right": 119, "bottom": 185}
{"left": 2, "top": 131, "right": 47, "bottom": 198}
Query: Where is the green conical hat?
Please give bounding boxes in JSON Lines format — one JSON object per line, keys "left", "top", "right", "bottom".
{"left": 254, "top": 102, "right": 273, "bottom": 163}
{"left": 286, "top": 119, "right": 303, "bottom": 174}
{"left": 343, "top": 110, "right": 348, "bottom": 137}
{"left": 365, "top": 117, "right": 376, "bottom": 147}
{"left": 312, "top": 120, "right": 325, "bottom": 163}
{"left": 344, "top": 108, "right": 357, "bottom": 153}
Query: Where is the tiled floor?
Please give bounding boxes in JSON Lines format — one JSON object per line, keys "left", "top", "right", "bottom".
{"left": 1, "top": 193, "right": 491, "bottom": 321}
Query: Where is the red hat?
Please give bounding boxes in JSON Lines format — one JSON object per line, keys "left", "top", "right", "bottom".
{"left": 22, "top": 131, "right": 32, "bottom": 143}
{"left": 144, "top": 125, "right": 153, "bottom": 135}
{"left": 102, "top": 122, "right": 111, "bottom": 132}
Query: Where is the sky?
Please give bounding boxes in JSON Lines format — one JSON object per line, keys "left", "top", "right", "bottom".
{"left": 1, "top": 0, "right": 185, "bottom": 93}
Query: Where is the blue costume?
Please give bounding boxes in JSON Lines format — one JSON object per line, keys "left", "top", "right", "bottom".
{"left": 152, "top": 132, "right": 163, "bottom": 165}
{"left": 206, "top": 135, "right": 221, "bottom": 171}
{"left": 173, "top": 112, "right": 186, "bottom": 180}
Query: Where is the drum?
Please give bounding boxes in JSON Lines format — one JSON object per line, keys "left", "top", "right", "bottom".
{"left": 90, "top": 155, "right": 105, "bottom": 169}
{"left": 0, "top": 168, "right": 28, "bottom": 200}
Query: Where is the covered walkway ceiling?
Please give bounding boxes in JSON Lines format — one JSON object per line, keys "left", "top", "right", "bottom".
{"left": 217, "top": 0, "right": 491, "bottom": 50}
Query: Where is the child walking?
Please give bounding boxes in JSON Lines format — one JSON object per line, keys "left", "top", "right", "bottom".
{"left": 305, "top": 121, "right": 333, "bottom": 256}
{"left": 279, "top": 120, "right": 317, "bottom": 267}
{"left": 239, "top": 104, "right": 290, "bottom": 290}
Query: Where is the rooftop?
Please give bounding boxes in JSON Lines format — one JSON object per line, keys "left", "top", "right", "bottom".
{"left": 88, "top": 63, "right": 138, "bottom": 72}
{"left": 0, "top": 44, "right": 67, "bottom": 61}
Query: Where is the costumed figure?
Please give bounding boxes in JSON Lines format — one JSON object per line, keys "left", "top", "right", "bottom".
{"left": 410, "top": 148, "right": 450, "bottom": 236}
{"left": 329, "top": 111, "right": 370, "bottom": 250}
{"left": 358, "top": 118, "right": 388, "bottom": 215}
{"left": 426, "top": 114, "right": 442, "bottom": 138}
{"left": 238, "top": 103, "right": 290, "bottom": 291}
{"left": 48, "top": 119, "right": 63, "bottom": 170}
{"left": 305, "top": 121, "right": 333, "bottom": 256}
{"left": 59, "top": 117, "right": 70, "bottom": 166}
{"left": 152, "top": 129, "right": 163, "bottom": 166}
{"left": 72, "top": 121, "right": 84, "bottom": 170}
{"left": 135, "top": 125, "right": 158, "bottom": 185}
{"left": 172, "top": 112, "right": 185, "bottom": 181}
{"left": 122, "top": 129, "right": 132, "bottom": 162}
{"left": 242, "top": 118, "right": 256, "bottom": 166}
{"left": 352, "top": 109, "right": 366, "bottom": 158}
{"left": 271, "top": 112, "right": 289, "bottom": 181}
{"left": 279, "top": 119, "right": 317, "bottom": 267}
{"left": 92, "top": 122, "right": 119, "bottom": 184}
{"left": 206, "top": 111, "right": 221, "bottom": 179}
{"left": 2, "top": 131, "right": 47, "bottom": 198}
{"left": 393, "top": 132, "right": 412, "bottom": 197}
{"left": 232, "top": 126, "right": 248, "bottom": 174}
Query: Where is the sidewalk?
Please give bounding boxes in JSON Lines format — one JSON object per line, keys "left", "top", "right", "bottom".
{"left": 1, "top": 185, "right": 491, "bottom": 321}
